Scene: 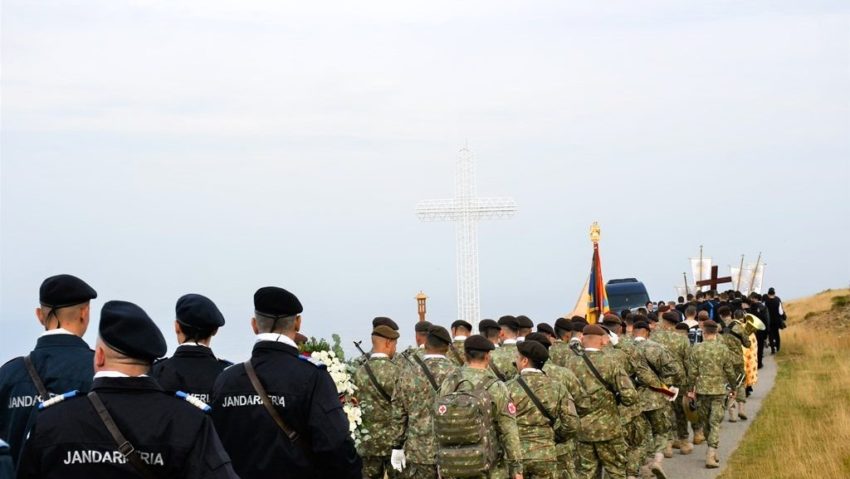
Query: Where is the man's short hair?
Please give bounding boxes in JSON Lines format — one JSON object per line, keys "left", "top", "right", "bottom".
{"left": 255, "top": 313, "right": 297, "bottom": 333}
{"left": 685, "top": 305, "right": 697, "bottom": 317}
{"left": 464, "top": 349, "right": 488, "bottom": 362}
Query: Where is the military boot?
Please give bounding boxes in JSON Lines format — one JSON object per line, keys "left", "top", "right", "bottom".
{"left": 706, "top": 447, "right": 719, "bottom": 468}
{"left": 650, "top": 453, "right": 668, "bottom": 479}
{"left": 679, "top": 441, "right": 694, "bottom": 455}
{"left": 671, "top": 439, "right": 683, "bottom": 450}
{"left": 693, "top": 429, "right": 705, "bottom": 445}
{"left": 663, "top": 441, "right": 674, "bottom": 458}
{"left": 728, "top": 402, "right": 738, "bottom": 422}
{"left": 738, "top": 402, "right": 748, "bottom": 420}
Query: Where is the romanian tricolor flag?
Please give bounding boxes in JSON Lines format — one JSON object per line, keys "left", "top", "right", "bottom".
{"left": 586, "top": 241, "right": 609, "bottom": 324}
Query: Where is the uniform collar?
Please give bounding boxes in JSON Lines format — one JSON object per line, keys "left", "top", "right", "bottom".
{"left": 94, "top": 370, "right": 147, "bottom": 378}
{"left": 424, "top": 354, "right": 446, "bottom": 359}
{"left": 40, "top": 327, "right": 75, "bottom": 337}
{"left": 584, "top": 347, "right": 601, "bottom": 352}
{"left": 502, "top": 338, "right": 517, "bottom": 345}
{"left": 520, "top": 368, "right": 542, "bottom": 374}
{"left": 255, "top": 333, "right": 298, "bottom": 349}
{"left": 92, "top": 375, "right": 163, "bottom": 392}
{"left": 175, "top": 344, "right": 217, "bottom": 358}
{"left": 179, "top": 341, "right": 210, "bottom": 348}
{"left": 634, "top": 337, "right": 647, "bottom": 342}
{"left": 516, "top": 337, "right": 525, "bottom": 342}
{"left": 34, "top": 333, "right": 90, "bottom": 350}
{"left": 370, "top": 353, "right": 389, "bottom": 359}
{"left": 453, "top": 335, "right": 467, "bottom": 341}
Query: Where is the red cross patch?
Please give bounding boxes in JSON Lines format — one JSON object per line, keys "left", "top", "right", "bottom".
{"left": 438, "top": 404, "right": 447, "bottom": 415}
{"left": 507, "top": 402, "right": 517, "bottom": 415}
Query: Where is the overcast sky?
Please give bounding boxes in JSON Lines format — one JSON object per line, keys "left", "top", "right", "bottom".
{"left": 2, "top": 0, "right": 848, "bottom": 360}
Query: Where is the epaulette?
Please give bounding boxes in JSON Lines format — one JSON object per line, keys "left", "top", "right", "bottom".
{"left": 38, "top": 390, "right": 80, "bottom": 410}
{"left": 175, "top": 391, "right": 212, "bottom": 413}
{"left": 297, "top": 355, "right": 327, "bottom": 369}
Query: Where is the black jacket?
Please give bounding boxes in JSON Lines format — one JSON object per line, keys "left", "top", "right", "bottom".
{"left": 16, "top": 376, "right": 237, "bottom": 479}
{"left": 150, "top": 345, "right": 232, "bottom": 403}
{"left": 210, "top": 340, "right": 361, "bottom": 479}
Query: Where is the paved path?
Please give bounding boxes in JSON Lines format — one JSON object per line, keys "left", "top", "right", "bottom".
{"left": 660, "top": 353, "right": 778, "bottom": 478}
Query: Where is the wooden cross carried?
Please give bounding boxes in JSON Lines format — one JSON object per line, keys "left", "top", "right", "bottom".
{"left": 695, "top": 265, "right": 732, "bottom": 291}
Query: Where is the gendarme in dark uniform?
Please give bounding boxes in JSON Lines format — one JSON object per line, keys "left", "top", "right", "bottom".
{"left": 210, "top": 287, "right": 362, "bottom": 479}
{"left": 16, "top": 300, "right": 237, "bottom": 479}
{"left": 151, "top": 294, "right": 233, "bottom": 403}
{"left": 0, "top": 274, "right": 97, "bottom": 466}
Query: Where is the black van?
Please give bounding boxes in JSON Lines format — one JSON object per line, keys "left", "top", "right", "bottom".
{"left": 606, "top": 278, "right": 651, "bottom": 312}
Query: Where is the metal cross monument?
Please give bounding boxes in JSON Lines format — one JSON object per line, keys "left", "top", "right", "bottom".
{"left": 416, "top": 148, "right": 518, "bottom": 327}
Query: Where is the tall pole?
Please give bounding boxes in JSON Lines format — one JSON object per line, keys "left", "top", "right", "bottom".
{"left": 683, "top": 272, "right": 690, "bottom": 296}
{"left": 698, "top": 245, "right": 704, "bottom": 292}
{"left": 749, "top": 252, "right": 762, "bottom": 295}
{"left": 736, "top": 254, "right": 745, "bottom": 292}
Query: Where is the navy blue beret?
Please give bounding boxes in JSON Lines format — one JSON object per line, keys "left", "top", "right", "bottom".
{"left": 99, "top": 300, "right": 166, "bottom": 361}
{"left": 254, "top": 286, "right": 303, "bottom": 318}
{"left": 176, "top": 294, "right": 225, "bottom": 328}
{"left": 39, "top": 274, "right": 97, "bottom": 309}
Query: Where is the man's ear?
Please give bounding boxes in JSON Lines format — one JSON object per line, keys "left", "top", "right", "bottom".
{"left": 251, "top": 317, "right": 259, "bottom": 335}
{"left": 294, "top": 315, "right": 302, "bottom": 332}
{"left": 35, "top": 307, "right": 45, "bottom": 327}
{"left": 94, "top": 344, "right": 106, "bottom": 368}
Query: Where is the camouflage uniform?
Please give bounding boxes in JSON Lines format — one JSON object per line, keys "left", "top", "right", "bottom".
{"left": 688, "top": 338, "right": 738, "bottom": 449}
{"left": 353, "top": 354, "right": 402, "bottom": 479}
{"left": 490, "top": 341, "right": 519, "bottom": 382}
{"left": 392, "top": 354, "right": 457, "bottom": 479}
{"left": 394, "top": 345, "right": 424, "bottom": 371}
{"left": 506, "top": 369, "right": 578, "bottom": 479}
{"left": 651, "top": 329, "right": 692, "bottom": 442}
{"left": 542, "top": 362, "right": 583, "bottom": 479}
{"left": 571, "top": 348, "right": 638, "bottom": 479}
{"left": 633, "top": 337, "right": 682, "bottom": 454}
{"left": 448, "top": 339, "right": 467, "bottom": 366}
{"left": 438, "top": 367, "right": 524, "bottom": 479}
{"left": 720, "top": 321, "right": 749, "bottom": 402}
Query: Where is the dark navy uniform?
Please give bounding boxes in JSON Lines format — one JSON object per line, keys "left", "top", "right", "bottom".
{"left": 150, "top": 345, "right": 232, "bottom": 403}
{"left": 211, "top": 339, "right": 361, "bottom": 479}
{"left": 0, "top": 333, "right": 93, "bottom": 465}
{"left": 16, "top": 376, "right": 236, "bottom": 479}
{"left": 1, "top": 439, "right": 13, "bottom": 479}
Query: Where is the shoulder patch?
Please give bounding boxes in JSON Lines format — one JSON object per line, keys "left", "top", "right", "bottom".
{"left": 507, "top": 401, "right": 517, "bottom": 415}
{"left": 38, "top": 390, "right": 80, "bottom": 410}
{"left": 297, "top": 355, "right": 327, "bottom": 369}
{"left": 176, "top": 391, "right": 212, "bottom": 412}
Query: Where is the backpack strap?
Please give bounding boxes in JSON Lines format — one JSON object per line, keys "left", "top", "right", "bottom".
{"left": 87, "top": 392, "right": 159, "bottom": 479}
{"left": 412, "top": 355, "right": 439, "bottom": 391}
{"left": 576, "top": 352, "right": 622, "bottom": 405}
{"left": 362, "top": 357, "right": 392, "bottom": 403}
{"left": 23, "top": 355, "right": 49, "bottom": 401}
{"left": 449, "top": 344, "right": 464, "bottom": 365}
{"left": 243, "top": 360, "right": 306, "bottom": 450}
{"left": 515, "top": 375, "right": 556, "bottom": 427}
{"left": 488, "top": 360, "right": 506, "bottom": 382}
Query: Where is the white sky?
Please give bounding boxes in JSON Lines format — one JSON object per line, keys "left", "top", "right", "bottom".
{"left": 2, "top": 0, "right": 848, "bottom": 360}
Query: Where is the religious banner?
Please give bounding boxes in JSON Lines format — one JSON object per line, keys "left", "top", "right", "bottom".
{"left": 586, "top": 223, "right": 609, "bottom": 324}
{"left": 690, "top": 257, "right": 712, "bottom": 292}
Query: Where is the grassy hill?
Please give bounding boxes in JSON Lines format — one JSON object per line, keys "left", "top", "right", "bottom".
{"left": 718, "top": 288, "right": 850, "bottom": 479}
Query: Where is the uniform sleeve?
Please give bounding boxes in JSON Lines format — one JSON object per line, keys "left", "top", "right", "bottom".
{"left": 611, "top": 363, "right": 637, "bottom": 407}
{"left": 632, "top": 349, "right": 663, "bottom": 389}
{"left": 554, "top": 384, "right": 578, "bottom": 442}
{"left": 723, "top": 352, "right": 739, "bottom": 389}
{"left": 391, "top": 369, "right": 410, "bottom": 450}
{"left": 185, "top": 416, "right": 239, "bottom": 479}
{"left": 490, "top": 381, "right": 523, "bottom": 475}
{"left": 14, "top": 418, "right": 40, "bottom": 479}
{"left": 309, "top": 369, "right": 363, "bottom": 479}
{"left": 657, "top": 347, "right": 683, "bottom": 386}
{"left": 686, "top": 348, "right": 697, "bottom": 390}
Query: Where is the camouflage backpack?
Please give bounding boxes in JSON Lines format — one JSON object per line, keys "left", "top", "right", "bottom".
{"left": 434, "top": 376, "right": 499, "bottom": 478}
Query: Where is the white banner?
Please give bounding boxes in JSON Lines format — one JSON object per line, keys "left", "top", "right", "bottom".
{"left": 690, "top": 258, "right": 712, "bottom": 291}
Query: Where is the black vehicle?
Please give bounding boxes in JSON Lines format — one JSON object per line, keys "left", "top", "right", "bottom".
{"left": 606, "top": 278, "right": 650, "bottom": 312}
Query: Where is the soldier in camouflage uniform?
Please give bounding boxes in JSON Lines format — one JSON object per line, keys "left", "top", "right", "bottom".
{"left": 516, "top": 315, "right": 534, "bottom": 342}
{"left": 352, "top": 317, "right": 401, "bottom": 369}
{"left": 490, "top": 316, "right": 521, "bottom": 382}
{"left": 571, "top": 324, "right": 638, "bottom": 479}
{"left": 506, "top": 340, "right": 578, "bottom": 479}
{"left": 687, "top": 320, "right": 739, "bottom": 468}
{"left": 718, "top": 308, "right": 750, "bottom": 422}
{"left": 633, "top": 321, "right": 683, "bottom": 479}
{"left": 394, "top": 321, "right": 432, "bottom": 371}
{"left": 391, "top": 326, "right": 457, "bottom": 479}
{"left": 548, "top": 318, "right": 573, "bottom": 368}
{"left": 438, "top": 335, "right": 524, "bottom": 479}
{"left": 651, "top": 311, "right": 694, "bottom": 455}
{"left": 479, "top": 319, "right": 503, "bottom": 347}
{"left": 353, "top": 324, "right": 403, "bottom": 479}
{"left": 448, "top": 320, "right": 472, "bottom": 366}
{"left": 526, "top": 333, "right": 582, "bottom": 479}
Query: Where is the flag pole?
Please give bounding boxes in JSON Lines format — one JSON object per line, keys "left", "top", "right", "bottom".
{"left": 683, "top": 272, "right": 690, "bottom": 296}
{"left": 736, "top": 254, "right": 745, "bottom": 292}
{"left": 698, "top": 245, "right": 704, "bottom": 292}
{"left": 749, "top": 252, "right": 762, "bottom": 295}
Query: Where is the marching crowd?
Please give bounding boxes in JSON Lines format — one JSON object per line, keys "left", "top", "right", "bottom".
{"left": 0, "top": 274, "right": 785, "bottom": 479}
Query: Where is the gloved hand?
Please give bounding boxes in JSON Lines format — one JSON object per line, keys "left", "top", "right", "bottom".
{"left": 391, "top": 449, "right": 406, "bottom": 472}
{"left": 608, "top": 332, "right": 619, "bottom": 346}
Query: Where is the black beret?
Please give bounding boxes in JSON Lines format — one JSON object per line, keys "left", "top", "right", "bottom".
{"left": 703, "top": 320, "right": 720, "bottom": 333}
{"left": 99, "top": 300, "right": 166, "bottom": 362}
{"left": 478, "top": 319, "right": 501, "bottom": 333}
{"left": 254, "top": 287, "right": 303, "bottom": 318}
{"left": 583, "top": 324, "right": 606, "bottom": 336}
{"left": 662, "top": 311, "right": 680, "bottom": 324}
{"left": 517, "top": 340, "right": 549, "bottom": 363}
{"left": 554, "top": 317, "right": 572, "bottom": 332}
{"left": 516, "top": 315, "right": 534, "bottom": 328}
{"left": 427, "top": 325, "right": 452, "bottom": 344}
{"left": 633, "top": 321, "right": 651, "bottom": 331}
{"left": 536, "top": 323, "right": 555, "bottom": 336}
{"left": 524, "top": 332, "right": 551, "bottom": 348}
{"left": 373, "top": 316, "right": 399, "bottom": 331}
{"left": 464, "top": 334, "right": 495, "bottom": 352}
{"left": 372, "top": 325, "right": 400, "bottom": 340}
{"left": 571, "top": 315, "right": 586, "bottom": 322}
{"left": 498, "top": 315, "right": 519, "bottom": 330}
{"left": 176, "top": 294, "right": 225, "bottom": 329}
{"left": 39, "top": 274, "right": 97, "bottom": 309}
{"left": 451, "top": 319, "right": 473, "bottom": 331}
{"left": 675, "top": 322, "right": 691, "bottom": 331}
{"left": 414, "top": 321, "right": 433, "bottom": 333}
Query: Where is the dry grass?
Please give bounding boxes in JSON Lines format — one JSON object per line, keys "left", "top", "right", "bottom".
{"left": 718, "top": 288, "right": 850, "bottom": 479}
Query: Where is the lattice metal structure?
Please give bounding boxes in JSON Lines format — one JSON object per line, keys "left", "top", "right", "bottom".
{"left": 416, "top": 148, "right": 518, "bottom": 327}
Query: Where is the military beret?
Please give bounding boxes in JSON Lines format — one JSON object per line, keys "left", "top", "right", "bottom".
{"left": 464, "top": 334, "right": 495, "bottom": 352}
{"left": 478, "top": 319, "right": 501, "bottom": 333}
{"left": 553, "top": 317, "right": 570, "bottom": 331}
{"left": 372, "top": 324, "right": 400, "bottom": 340}
{"left": 703, "top": 320, "right": 720, "bottom": 333}
{"left": 427, "top": 325, "right": 452, "bottom": 344}
{"left": 662, "top": 311, "right": 680, "bottom": 324}
{"left": 373, "top": 316, "right": 399, "bottom": 331}
{"left": 569, "top": 321, "right": 586, "bottom": 332}
{"left": 176, "top": 294, "right": 225, "bottom": 329}
{"left": 633, "top": 321, "right": 651, "bottom": 331}
{"left": 582, "top": 324, "right": 606, "bottom": 336}
{"left": 451, "top": 319, "right": 473, "bottom": 331}
{"left": 99, "top": 300, "right": 166, "bottom": 362}
{"left": 254, "top": 287, "right": 303, "bottom": 318}
{"left": 516, "top": 315, "right": 534, "bottom": 329}
{"left": 524, "top": 332, "right": 551, "bottom": 348}
{"left": 39, "top": 274, "right": 97, "bottom": 309}
{"left": 675, "top": 322, "right": 690, "bottom": 331}
{"left": 601, "top": 315, "right": 622, "bottom": 327}
{"left": 536, "top": 323, "right": 555, "bottom": 336}
{"left": 571, "top": 315, "right": 586, "bottom": 323}
{"left": 498, "top": 315, "right": 519, "bottom": 330}
{"left": 517, "top": 340, "right": 549, "bottom": 363}
{"left": 414, "top": 321, "right": 433, "bottom": 333}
